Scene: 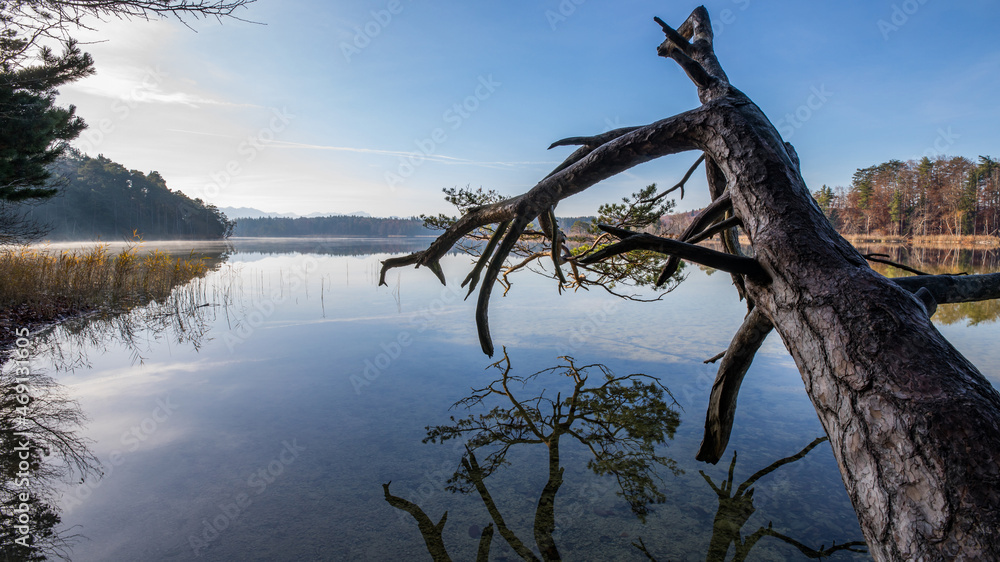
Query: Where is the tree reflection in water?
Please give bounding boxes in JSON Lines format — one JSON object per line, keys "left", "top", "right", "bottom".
{"left": 635, "top": 438, "right": 867, "bottom": 561}
{"left": 33, "top": 275, "right": 218, "bottom": 371}
{"left": 1, "top": 270, "right": 220, "bottom": 559}
{"left": 0, "top": 363, "right": 99, "bottom": 560}
{"left": 384, "top": 350, "right": 682, "bottom": 561}
{"left": 859, "top": 244, "right": 1000, "bottom": 325}
{"left": 387, "top": 353, "right": 870, "bottom": 562}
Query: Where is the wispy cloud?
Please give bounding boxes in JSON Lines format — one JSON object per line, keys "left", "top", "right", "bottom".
{"left": 162, "top": 132, "right": 559, "bottom": 170}
{"left": 68, "top": 68, "right": 251, "bottom": 108}
{"left": 262, "top": 139, "right": 560, "bottom": 170}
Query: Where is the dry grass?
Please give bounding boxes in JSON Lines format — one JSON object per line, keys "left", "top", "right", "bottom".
{"left": 0, "top": 241, "right": 211, "bottom": 319}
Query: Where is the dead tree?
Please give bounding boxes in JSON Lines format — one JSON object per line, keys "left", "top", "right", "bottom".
{"left": 381, "top": 7, "right": 1000, "bottom": 560}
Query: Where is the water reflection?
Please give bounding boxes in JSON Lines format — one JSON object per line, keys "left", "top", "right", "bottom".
{"left": 385, "top": 351, "right": 681, "bottom": 560}
{"left": 31, "top": 277, "right": 218, "bottom": 371}
{"left": 0, "top": 361, "right": 99, "bottom": 559}
{"left": 858, "top": 244, "right": 1000, "bottom": 326}
{"left": 634, "top": 438, "right": 866, "bottom": 561}
{"left": 386, "top": 352, "right": 870, "bottom": 561}
{"left": 11, "top": 239, "right": 967, "bottom": 559}
{"left": 855, "top": 244, "right": 1000, "bottom": 275}
{"left": 229, "top": 236, "right": 438, "bottom": 257}
{"left": 2, "top": 266, "right": 223, "bottom": 559}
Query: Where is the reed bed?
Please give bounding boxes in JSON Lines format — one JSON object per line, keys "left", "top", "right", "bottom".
{"left": 0, "top": 243, "right": 211, "bottom": 320}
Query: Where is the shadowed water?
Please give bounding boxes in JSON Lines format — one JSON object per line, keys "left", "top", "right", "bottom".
{"left": 4, "top": 238, "right": 997, "bottom": 561}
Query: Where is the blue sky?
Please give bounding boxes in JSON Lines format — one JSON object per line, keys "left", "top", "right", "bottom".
{"left": 58, "top": 0, "right": 1000, "bottom": 218}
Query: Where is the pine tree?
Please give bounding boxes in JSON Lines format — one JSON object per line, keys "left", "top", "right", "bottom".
{"left": 0, "top": 38, "right": 93, "bottom": 201}
{"left": 0, "top": 0, "right": 255, "bottom": 203}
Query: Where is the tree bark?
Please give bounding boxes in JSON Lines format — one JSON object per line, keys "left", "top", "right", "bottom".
{"left": 704, "top": 95, "right": 1000, "bottom": 560}
{"left": 382, "top": 7, "right": 1000, "bottom": 559}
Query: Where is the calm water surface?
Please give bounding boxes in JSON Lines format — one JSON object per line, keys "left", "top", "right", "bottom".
{"left": 13, "top": 238, "right": 1000, "bottom": 561}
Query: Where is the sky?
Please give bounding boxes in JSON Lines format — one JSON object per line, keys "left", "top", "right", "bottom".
{"left": 56, "top": 0, "right": 1000, "bottom": 218}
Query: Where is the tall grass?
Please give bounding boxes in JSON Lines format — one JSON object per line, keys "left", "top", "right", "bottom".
{"left": 0, "top": 242, "right": 211, "bottom": 318}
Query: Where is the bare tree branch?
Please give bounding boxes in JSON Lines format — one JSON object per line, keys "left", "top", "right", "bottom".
{"left": 640, "top": 153, "right": 704, "bottom": 203}
{"left": 864, "top": 253, "right": 931, "bottom": 276}
{"left": 584, "top": 224, "right": 768, "bottom": 280}
{"left": 382, "top": 8, "right": 1000, "bottom": 557}
{"left": 697, "top": 307, "right": 774, "bottom": 464}
{"left": 655, "top": 191, "right": 734, "bottom": 286}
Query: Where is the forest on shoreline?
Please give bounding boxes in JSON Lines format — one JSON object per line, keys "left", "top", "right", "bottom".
{"left": 813, "top": 155, "right": 999, "bottom": 238}
{"left": 19, "top": 152, "right": 234, "bottom": 241}
{"left": 10, "top": 153, "right": 998, "bottom": 244}
{"left": 231, "top": 215, "right": 434, "bottom": 237}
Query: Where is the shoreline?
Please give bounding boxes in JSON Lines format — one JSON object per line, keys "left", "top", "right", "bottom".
{"left": 0, "top": 243, "right": 217, "bottom": 354}
{"left": 0, "top": 303, "right": 100, "bottom": 353}
{"left": 841, "top": 234, "right": 1000, "bottom": 248}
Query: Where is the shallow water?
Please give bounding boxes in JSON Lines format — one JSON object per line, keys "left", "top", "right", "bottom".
{"left": 9, "top": 238, "right": 1000, "bottom": 561}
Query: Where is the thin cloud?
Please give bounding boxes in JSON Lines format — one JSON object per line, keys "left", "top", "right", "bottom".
{"left": 66, "top": 65, "right": 254, "bottom": 108}
{"left": 264, "top": 139, "right": 560, "bottom": 169}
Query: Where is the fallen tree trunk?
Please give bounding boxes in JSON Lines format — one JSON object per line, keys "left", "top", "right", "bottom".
{"left": 381, "top": 7, "right": 1000, "bottom": 560}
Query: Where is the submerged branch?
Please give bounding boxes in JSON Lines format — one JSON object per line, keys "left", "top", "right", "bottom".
{"left": 864, "top": 253, "right": 930, "bottom": 276}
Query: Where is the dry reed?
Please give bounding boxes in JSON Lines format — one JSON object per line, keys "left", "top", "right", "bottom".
{"left": 0, "top": 242, "right": 211, "bottom": 318}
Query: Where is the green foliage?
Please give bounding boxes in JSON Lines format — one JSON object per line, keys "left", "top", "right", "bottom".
{"left": 430, "top": 183, "right": 684, "bottom": 300}
{"left": 812, "top": 185, "right": 834, "bottom": 215}
{"left": 424, "top": 355, "right": 681, "bottom": 521}
{"left": 0, "top": 39, "right": 93, "bottom": 202}
{"left": 572, "top": 373, "right": 682, "bottom": 519}
{"left": 826, "top": 155, "right": 1000, "bottom": 236}
{"left": 960, "top": 155, "right": 999, "bottom": 234}
{"left": 889, "top": 189, "right": 905, "bottom": 226}
{"left": 570, "top": 183, "right": 682, "bottom": 294}
{"left": 26, "top": 152, "right": 234, "bottom": 240}
{"left": 850, "top": 169, "right": 874, "bottom": 211}
{"left": 0, "top": 0, "right": 255, "bottom": 212}
{"left": 591, "top": 183, "right": 673, "bottom": 235}
{"left": 419, "top": 186, "right": 504, "bottom": 232}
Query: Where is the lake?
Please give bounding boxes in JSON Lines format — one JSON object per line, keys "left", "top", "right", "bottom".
{"left": 11, "top": 238, "right": 1000, "bottom": 561}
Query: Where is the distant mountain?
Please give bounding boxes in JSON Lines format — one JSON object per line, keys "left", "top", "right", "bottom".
{"left": 220, "top": 207, "right": 371, "bottom": 220}
{"left": 219, "top": 207, "right": 286, "bottom": 220}
{"left": 303, "top": 211, "right": 371, "bottom": 218}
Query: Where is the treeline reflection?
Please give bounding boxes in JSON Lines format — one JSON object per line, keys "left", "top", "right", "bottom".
{"left": 859, "top": 244, "right": 1000, "bottom": 326}
{"left": 0, "top": 361, "right": 99, "bottom": 559}
{"left": 228, "top": 236, "right": 440, "bottom": 258}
